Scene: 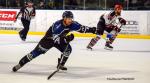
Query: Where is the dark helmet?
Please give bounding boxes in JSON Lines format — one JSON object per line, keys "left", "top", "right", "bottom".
{"left": 27, "top": 0, "right": 33, "bottom": 4}
{"left": 62, "top": 11, "right": 74, "bottom": 19}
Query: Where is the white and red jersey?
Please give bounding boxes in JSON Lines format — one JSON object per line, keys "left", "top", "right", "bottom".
{"left": 102, "top": 11, "right": 121, "bottom": 27}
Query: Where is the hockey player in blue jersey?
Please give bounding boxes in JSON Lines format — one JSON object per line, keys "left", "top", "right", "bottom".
{"left": 12, "top": 11, "right": 96, "bottom": 72}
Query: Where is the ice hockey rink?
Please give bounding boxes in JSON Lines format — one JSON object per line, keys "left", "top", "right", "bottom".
{"left": 0, "top": 34, "right": 150, "bottom": 83}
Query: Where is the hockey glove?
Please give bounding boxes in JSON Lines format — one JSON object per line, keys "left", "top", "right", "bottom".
{"left": 119, "top": 18, "right": 126, "bottom": 25}
{"left": 65, "top": 33, "right": 74, "bottom": 43}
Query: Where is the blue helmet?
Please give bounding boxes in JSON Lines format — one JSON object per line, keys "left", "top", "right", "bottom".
{"left": 62, "top": 11, "right": 74, "bottom": 19}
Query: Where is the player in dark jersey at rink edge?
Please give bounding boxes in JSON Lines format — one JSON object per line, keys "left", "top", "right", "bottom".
{"left": 12, "top": 11, "right": 96, "bottom": 72}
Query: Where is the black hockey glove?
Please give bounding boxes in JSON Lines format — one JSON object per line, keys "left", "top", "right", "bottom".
{"left": 88, "top": 27, "right": 97, "bottom": 34}
{"left": 119, "top": 18, "right": 126, "bottom": 25}
{"left": 65, "top": 33, "right": 74, "bottom": 43}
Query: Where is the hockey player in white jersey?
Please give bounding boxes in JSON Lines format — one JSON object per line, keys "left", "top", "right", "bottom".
{"left": 87, "top": 4, "right": 126, "bottom": 50}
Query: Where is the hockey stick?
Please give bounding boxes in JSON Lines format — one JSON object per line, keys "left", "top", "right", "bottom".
{"left": 47, "top": 44, "right": 69, "bottom": 80}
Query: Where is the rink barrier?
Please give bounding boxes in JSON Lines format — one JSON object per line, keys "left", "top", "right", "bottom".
{"left": 0, "top": 30, "right": 150, "bottom": 39}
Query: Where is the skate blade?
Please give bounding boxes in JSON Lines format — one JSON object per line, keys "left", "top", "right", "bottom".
{"left": 58, "top": 70, "right": 67, "bottom": 73}
{"left": 104, "top": 47, "right": 113, "bottom": 51}
{"left": 87, "top": 48, "right": 92, "bottom": 51}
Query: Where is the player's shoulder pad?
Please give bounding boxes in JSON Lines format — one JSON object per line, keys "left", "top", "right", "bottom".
{"left": 70, "top": 21, "right": 82, "bottom": 31}
{"left": 54, "top": 20, "right": 62, "bottom": 25}
{"left": 51, "top": 20, "right": 62, "bottom": 28}
{"left": 72, "top": 21, "right": 81, "bottom": 26}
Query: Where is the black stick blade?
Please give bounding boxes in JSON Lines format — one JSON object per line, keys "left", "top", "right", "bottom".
{"left": 47, "top": 70, "right": 59, "bottom": 80}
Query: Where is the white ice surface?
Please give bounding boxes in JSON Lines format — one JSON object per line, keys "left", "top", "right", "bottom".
{"left": 0, "top": 34, "right": 150, "bottom": 83}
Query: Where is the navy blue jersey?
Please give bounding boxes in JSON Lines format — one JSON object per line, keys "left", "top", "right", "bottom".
{"left": 41, "top": 19, "right": 96, "bottom": 43}
{"left": 51, "top": 19, "right": 82, "bottom": 38}
{"left": 39, "top": 19, "right": 96, "bottom": 48}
